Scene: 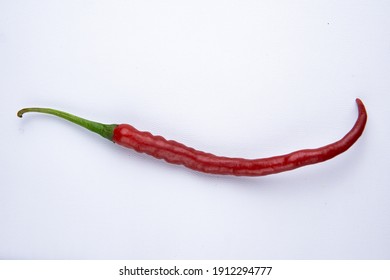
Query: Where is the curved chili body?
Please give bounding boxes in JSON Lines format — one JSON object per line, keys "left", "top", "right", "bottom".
{"left": 18, "top": 99, "right": 367, "bottom": 177}
{"left": 112, "top": 98, "right": 367, "bottom": 176}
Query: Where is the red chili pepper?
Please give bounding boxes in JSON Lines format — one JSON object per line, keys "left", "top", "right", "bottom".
{"left": 17, "top": 99, "right": 367, "bottom": 176}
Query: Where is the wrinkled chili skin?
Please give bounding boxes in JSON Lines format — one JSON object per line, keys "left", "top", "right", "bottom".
{"left": 112, "top": 98, "right": 367, "bottom": 176}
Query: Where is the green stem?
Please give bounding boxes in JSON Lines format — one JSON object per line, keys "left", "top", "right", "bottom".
{"left": 17, "top": 107, "right": 117, "bottom": 141}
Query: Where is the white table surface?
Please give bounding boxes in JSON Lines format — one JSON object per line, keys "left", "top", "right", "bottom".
{"left": 1, "top": 0, "right": 389, "bottom": 259}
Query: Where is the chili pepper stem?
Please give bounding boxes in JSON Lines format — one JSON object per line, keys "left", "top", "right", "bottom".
{"left": 17, "top": 107, "right": 117, "bottom": 141}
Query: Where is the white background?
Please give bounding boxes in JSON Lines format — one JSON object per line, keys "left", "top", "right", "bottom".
{"left": 1, "top": 0, "right": 389, "bottom": 259}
